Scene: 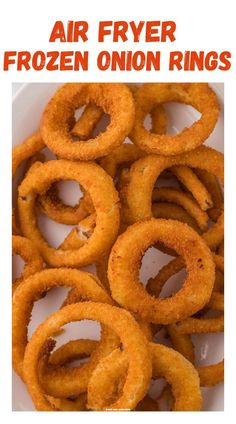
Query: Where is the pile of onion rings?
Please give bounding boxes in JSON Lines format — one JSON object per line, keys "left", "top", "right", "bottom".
{"left": 12, "top": 82, "right": 224, "bottom": 411}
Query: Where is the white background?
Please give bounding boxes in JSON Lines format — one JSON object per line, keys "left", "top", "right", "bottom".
{"left": 0, "top": 0, "right": 235, "bottom": 422}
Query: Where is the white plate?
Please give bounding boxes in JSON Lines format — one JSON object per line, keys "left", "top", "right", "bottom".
{"left": 12, "top": 83, "right": 224, "bottom": 411}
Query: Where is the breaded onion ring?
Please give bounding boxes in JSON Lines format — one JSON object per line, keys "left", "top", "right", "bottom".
{"left": 22, "top": 302, "right": 152, "bottom": 411}
{"left": 167, "top": 324, "right": 224, "bottom": 387}
{"left": 12, "top": 132, "right": 44, "bottom": 177}
{"left": 197, "top": 360, "right": 224, "bottom": 387}
{"left": 46, "top": 393, "right": 88, "bottom": 411}
{"left": 194, "top": 168, "right": 224, "bottom": 221}
{"left": 71, "top": 103, "right": 103, "bottom": 140}
{"left": 38, "top": 104, "right": 102, "bottom": 225}
{"left": 12, "top": 268, "right": 117, "bottom": 382}
{"left": 38, "top": 340, "right": 91, "bottom": 411}
{"left": 152, "top": 187, "right": 208, "bottom": 231}
{"left": 152, "top": 203, "right": 201, "bottom": 233}
{"left": 48, "top": 339, "right": 98, "bottom": 367}
{"left": 108, "top": 219, "right": 215, "bottom": 324}
{"left": 146, "top": 254, "right": 224, "bottom": 300}
{"left": 88, "top": 343, "right": 202, "bottom": 411}
{"left": 18, "top": 160, "right": 120, "bottom": 267}
{"left": 130, "top": 83, "right": 219, "bottom": 155}
{"left": 126, "top": 146, "right": 223, "bottom": 225}
{"left": 38, "top": 103, "right": 166, "bottom": 227}
{"left": 171, "top": 165, "right": 213, "bottom": 211}
{"left": 41, "top": 83, "right": 135, "bottom": 161}
{"left": 203, "top": 212, "right": 224, "bottom": 251}
{"left": 38, "top": 185, "right": 93, "bottom": 226}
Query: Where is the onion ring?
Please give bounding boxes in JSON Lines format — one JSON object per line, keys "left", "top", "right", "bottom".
{"left": 146, "top": 254, "right": 224, "bottom": 299}
{"left": 152, "top": 203, "right": 201, "bottom": 233}
{"left": 41, "top": 83, "right": 135, "bottom": 161}
{"left": 12, "top": 268, "right": 116, "bottom": 381}
{"left": 88, "top": 343, "right": 202, "bottom": 411}
{"left": 18, "top": 160, "right": 120, "bottom": 267}
{"left": 46, "top": 393, "right": 88, "bottom": 411}
{"left": 171, "top": 165, "right": 213, "bottom": 211}
{"left": 45, "top": 338, "right": 157, "bottom": 411}
{"left": 126, "top": 146, "right": 223, "bottom": 225}
{"left": 203, "top": 212, "right": 224, "bottom": 250}
{"left": 197, "top": 360, "right": 224, "bottom": 387}
{"left": 152, "top": 187, "right": 208, "bottom": 231}
{"left": 71, "top": 103, "right": 103, "bottom": 140}
{"left": 146, "top": 254, "right": 224, "bottom": 334}
{"left": 12, "top": 132, "right": 44, "bottom": 178}
{"left": 38, "top": 103, "right": 103, "bottom": 225}
{"left": 38, "top": 184, "right": 93, "bottom": 226}
{"left": 48, "top": 339, "right": 98, "bottom": 367}
{"left": 22, "top": 302, "right": 152, "bottom": 411}
{"left": 38, "top": 102, "right": 166, "bottom": 226}
{"left": 108, "top": 218, "right": 215, "bottom": 324}
{"left": 38, "top": 339, "right": 90, "bottom": 411}
{"left": 129, "top": 83, "right": 219, "bottom": 155}
{"left": 167, "top": 324, "right": 224, "bottom": 387}
{"left": 194, "top": 168, "right": 224, "bottom": 221}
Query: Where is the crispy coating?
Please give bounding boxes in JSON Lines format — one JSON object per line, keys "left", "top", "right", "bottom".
{"left": 176, "top": 314, "right": 224, "bottom": 334}
{"left": 38, "top": 96, "right": 166, "bottom": 225}
{"left": 18, "top": 160, "right": 120, "bottom": 267}
{"left": 12, "top": 131, "right": 45, "bottom": 178}
{"left": 167, "top": 324, "right": 224, "bottom": 387}
{"left": 40, "top": 340, "right": 96, "bottom": 411}
{"left": 152, "top": 102, "right": 214, "bottom": 213}
{"left": 203, "top": 212, "right": 224, "bottom": 250}
{"left": 146, "top": 254, "right": 224, "bottom": 299}
{"left": 153, "top": 201, "right": 202, "bottom": 257}
{"left": 12, "top": 132, "right": 45, "bottom": 236}
{"left": 146, "top": 253, "right": 224, "bottom": 334}
{"left": 108, "top": 219, "right": 215, "bottom": 324}
{"left": 167, "top": 325, "right": 195, "bottom": 363}
{"left": 46, "top": 393, "right": 88, "bottom": 411}
{"left": 12, "top": 268, "right": 117, "bottom": 382}
{"left": 22, "top": 302, "right": 152, "bottom": 411}
{"left": 130, "top": 83, "right": 219, "bottom": 155}
{"left": 126, "top": 146, "right": 223, "bottom": 224}
{"left": 99, "top": 103, "right": 166, "bottom": 178}
{"left": 88, "top": 343, "right": 202, "bottom": 411}
{"left": 48, "top": 339, "right": 98, "bottom": 366}
{"left": 99, "top": 144, "right": 146, "bottom": 177}
{"left": 171, "top": 165, "right": 213, "bottom": 211}
{"left": 38, "top": 103, "right": 100, "bottom": 225}
{"left": 71, "top": 103, "right": 103, "bottom": 140}
{"left": 12, "top": 235, "right": 44, "bottom": 291}
{"left": 152, "top": 187, "right": 208, "bottom": 231}
{"left": 38, "top": 185, "right": 93, "bottom": 225}
{"left": 41, "top": 83, "right": 135, "bottom": 160}
{"left": 197, "top": 360, "right": 224, "bottom": 387}
{"left": 152, "top": 203, "right": 201, "bottom": 233}
{"left": 12, "top": 83, "right": 224, "bottom": 411}
{"left": 150, "top": 104, "right": 167, "bottom": 135}
{"left": 194, "top": 168, "right": 224, "bottom": 221}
